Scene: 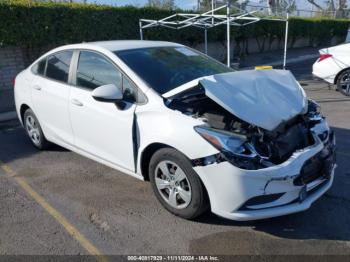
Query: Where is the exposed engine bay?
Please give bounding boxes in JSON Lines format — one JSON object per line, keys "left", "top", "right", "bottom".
{"left": 166, "top": 85, "right": 327, "bottom": 170}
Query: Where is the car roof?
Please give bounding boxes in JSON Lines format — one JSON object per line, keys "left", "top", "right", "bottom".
{"left": 86, "top": 40, "right": 183, "bottom": 51}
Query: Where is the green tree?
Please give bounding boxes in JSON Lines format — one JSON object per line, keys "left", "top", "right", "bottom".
{"left": 198, "top": 0, "right": 228, "bottom": 11}
{"left": 147, "top": 0, "right": 175, "bottom": 10}
{"left": 268, "top": 0, "right": 296, "bottom": 14}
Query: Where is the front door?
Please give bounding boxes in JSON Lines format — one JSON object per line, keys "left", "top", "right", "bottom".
{"left": 69, "top": 50, "right": 136, "bottom": 171}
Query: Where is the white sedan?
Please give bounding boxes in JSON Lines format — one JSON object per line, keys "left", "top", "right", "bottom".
{"left": 14, "top": 40, "right": 336, "bottom": 221}
{"left": 313, "top": 43, "right": 350, "bottom": 96}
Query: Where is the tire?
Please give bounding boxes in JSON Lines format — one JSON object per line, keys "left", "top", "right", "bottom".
{"left": 336, "top": 69, "right": 350, "bottom": 96}
{"left": 23, "top": 109, "right": 51, "bottom": 150}
{"left": 149, "top": 148, "right": 209, "bottom": 219}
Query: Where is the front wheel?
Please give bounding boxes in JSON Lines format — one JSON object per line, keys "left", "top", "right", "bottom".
{"left": 336, "top": 69, "right": 350, "bottom": 96}
{"left": 149, "top": 148, "right": 209, "bottom": 219}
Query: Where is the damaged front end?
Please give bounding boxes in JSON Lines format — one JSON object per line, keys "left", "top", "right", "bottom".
{"left": 166, "top": 72, "right": 332, "bottom": 171}
{"left": 164, "top": 70, "right": 336, "bottom": 220}
{"left": 168, "top": 90, "right": 333, "bottom": 170}
{"left": 165, "top": 70, "right": 336, "bottom": 220}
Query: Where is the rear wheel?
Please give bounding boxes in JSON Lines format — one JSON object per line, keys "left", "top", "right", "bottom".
{"left": 24, "top": 109, "right": 50, "bottom": 150}
{"left": 149, "top": 148, "right": 209, "bottom": 219}
{"left": 336, "top": 69, "right": 350, "bottom": 96}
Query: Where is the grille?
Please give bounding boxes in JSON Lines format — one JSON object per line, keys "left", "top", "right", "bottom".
{"left": 294, "top": 131, "right": 335, "bottom": 186}
{"left": 294, "top": 154, "right": 324, "bottom": 186}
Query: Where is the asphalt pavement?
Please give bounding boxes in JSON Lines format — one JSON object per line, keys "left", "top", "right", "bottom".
{"left": 0, "top": 58, "right": 350, "bottom": 257}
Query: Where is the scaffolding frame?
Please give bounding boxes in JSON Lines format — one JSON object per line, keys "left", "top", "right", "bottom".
{"left": 139, "top": 2, "right": 289, "bottom": 69}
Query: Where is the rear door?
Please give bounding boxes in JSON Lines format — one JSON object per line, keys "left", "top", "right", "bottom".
{"left": 69, "top": 50, "right": 140, "bottom": 171}
{"left": 31, "top": 50, "right": 74, "bottom": 145}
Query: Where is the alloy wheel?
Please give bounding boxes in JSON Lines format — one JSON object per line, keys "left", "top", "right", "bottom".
{"left": 339, "top": 72, "right": 350, "bottom": 95}
{"left": 154, "top": 160, "right": 192, "bottom": 209}
{"left": 25, "top": 115, "right": 41, "bottom": 145}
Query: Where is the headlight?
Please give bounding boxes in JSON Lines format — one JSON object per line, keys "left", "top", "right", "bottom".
{"left": 194, "top": 126, "right": 267, "bottom": 170}
{"left": 194, "top": 126, "right": 246, "bottom": 153}
{"left": 307, "top": 99, "right": 323, "bottom": 120}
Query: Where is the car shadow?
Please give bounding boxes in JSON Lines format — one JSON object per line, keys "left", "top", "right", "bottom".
{"left": 0, "top": 119, "right": 69, "bottom": 165}
{"left": 48, "top": 144, "right": 69, "bottom": 152}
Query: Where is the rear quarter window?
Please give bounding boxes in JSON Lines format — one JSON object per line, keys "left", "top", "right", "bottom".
{"left": 45, "top": 51, "right": 73, "bottom": 83}
{"left": 31, "top": 58, "right": 47, "bottom": 76}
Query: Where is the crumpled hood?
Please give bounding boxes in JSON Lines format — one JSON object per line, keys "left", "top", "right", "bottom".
{"left": 199, "top": 69, "right": 307, "bottom": 131}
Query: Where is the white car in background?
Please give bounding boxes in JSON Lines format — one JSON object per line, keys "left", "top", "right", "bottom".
{"left": 313, "top": 43, "right": 350, "bottom": 96}
{"left": 14, "top": 40, "right": 336, "bottom": 221}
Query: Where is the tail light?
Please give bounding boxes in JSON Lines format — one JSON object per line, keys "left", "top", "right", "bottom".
{"left": 318, "top": 53, "right": 332, "bottom": 62}
{"left": 12, "top": 77, "right": 16, "bottom": 88}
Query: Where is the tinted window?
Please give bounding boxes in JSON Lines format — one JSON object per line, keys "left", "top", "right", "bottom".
{"left": 46, "top": 51, "right": 73, "bottom": 83}
{"left": 32, "top": 58, "right": 47, "bottom": 76}
{"left": 76, "top": 51, "right": 122, "bottom": 90}
{"left": 115, "top": 47, "right": 232, "bottom": 94}
{"left": 122, "top": 75, "right": 138, "bottom": 102}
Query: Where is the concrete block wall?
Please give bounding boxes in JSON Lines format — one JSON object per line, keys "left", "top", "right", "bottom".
{"left": 0, "top": 46, "right": 50, "bottom": 113}
{"left": 0, "top": 47, "right": 26, "bottom": 91}
{"left": 193, "top": 36, "right": 343, "bottom": 63}
{"left": 0, "top": 47, "right": 26, "bottom": 113}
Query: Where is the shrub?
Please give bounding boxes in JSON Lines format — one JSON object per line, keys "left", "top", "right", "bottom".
{"left": 0, "top": 1, "right": 349, "bottom": 52}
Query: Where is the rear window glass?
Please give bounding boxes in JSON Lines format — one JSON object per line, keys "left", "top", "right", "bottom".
{"left": 31, "top": 58, "right": 46, "bottom": 76}
{"left": 46, "top": 51, "right": 73, "bottom": 83}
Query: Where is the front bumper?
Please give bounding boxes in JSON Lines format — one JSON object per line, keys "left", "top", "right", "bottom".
{"left": 194, "top": 123, "right": 336, "bottom": 221}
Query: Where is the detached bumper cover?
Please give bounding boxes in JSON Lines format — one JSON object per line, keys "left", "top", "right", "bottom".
{"left": 194, "top": 128, "right": 336, "bottom": 221}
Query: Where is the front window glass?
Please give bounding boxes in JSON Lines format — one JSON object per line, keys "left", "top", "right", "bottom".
{"left": 46, "top": 51, "right": 73, "bottom": 83}
{"left": 115, "top": 47, "right": 232, "bottom": 94}
{"left": 76, "top": 51, "right": 122, "bottom": 90}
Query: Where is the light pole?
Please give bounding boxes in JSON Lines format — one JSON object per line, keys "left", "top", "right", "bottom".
{"left": 226, "top": 0, "right": 231, "bottom": 67}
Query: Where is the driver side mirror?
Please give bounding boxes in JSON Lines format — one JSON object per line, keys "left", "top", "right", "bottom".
{"left": 92, "top": 84, "right": 123, "bottom": 103}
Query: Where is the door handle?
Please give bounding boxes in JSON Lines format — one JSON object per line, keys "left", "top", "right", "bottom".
{"left": 71, "top": 99, "right": 83, "bottom": 107}
{"left": 33, "top": 85, "right": 41, "bottom": 91}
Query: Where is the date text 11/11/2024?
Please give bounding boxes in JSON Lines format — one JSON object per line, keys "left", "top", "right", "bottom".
{"left": 127, "top": 255, "right": 220, "bottom": 261}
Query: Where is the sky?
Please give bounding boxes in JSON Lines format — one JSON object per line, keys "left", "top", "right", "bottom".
{"left": 86, "top": 0, "right": 349, "bottom": 10}
{"left": 87, "top": 0, "right": 198, "bottom": 9}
